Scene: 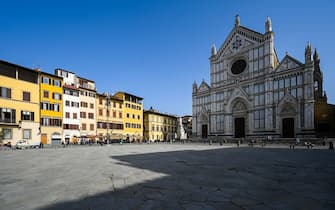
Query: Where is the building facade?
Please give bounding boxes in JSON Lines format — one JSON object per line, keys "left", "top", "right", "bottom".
{"left": 0, "top": 60, "right": 40, "bottom": 146}
{"left": 192, "top": 16, "right": 330, "bottom": 139}
{"left": 39, "top": 71, "right": 63, "bottom": 144}
{"left": 78, "top": 76, "right": 96, "bottom": 142}
{"left": 55, "top": 69, "right": 80, "bottom": 143}
{"left": 96, "top": 93, "right": 124, "bottom": 141}
{"left": 143, "top": 108, "right": 177, "bottom": 142}
{"left": 115, "top": 92, "right": 143, "bottom": 142}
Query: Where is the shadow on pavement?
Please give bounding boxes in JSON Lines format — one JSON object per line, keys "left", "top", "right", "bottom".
{"left": 37, "top": 147, "right": 335, "bottom": 210}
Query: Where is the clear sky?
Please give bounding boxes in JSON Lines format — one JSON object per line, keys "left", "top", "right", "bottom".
{"left": 1, "top": 0, "right": 334, "bottom": 116}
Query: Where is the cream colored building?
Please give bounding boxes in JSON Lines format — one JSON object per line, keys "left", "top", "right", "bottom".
{"left": 143, "top": 108, "right": 177, "bottom": 142}
{"left": 96, "top": 93, "right": 124, "bottom": 141}
{"left": 78, "top": 76, "right": 96, "bottom": 141}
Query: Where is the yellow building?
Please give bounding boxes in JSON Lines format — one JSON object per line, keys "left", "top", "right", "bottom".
{"left": 143, "top": 108, "right": 177, "bottom": 142}
{"left": 0, "top": 60, "right": 40, "bottom": 146}
{"left": 114, "top": 92, "right": 143, "bottom": 142}
{"left": 96, "top": 93, "right": 124, "bottom": 142}
{"left": 39, "top": 71, "right": 63, "bottom": 145}
{"left": 78, "top": 76, "right": 96, "bottom": 142}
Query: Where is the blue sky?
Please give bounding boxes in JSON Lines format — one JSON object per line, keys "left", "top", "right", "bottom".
{"left": 1, "top": 0, "right": 334, "bottom": 116}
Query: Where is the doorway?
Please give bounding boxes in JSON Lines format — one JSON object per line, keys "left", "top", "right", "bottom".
{"left": 282, "top": 118, "right": 294, "bottom": 138}
{"left": 234, "top": 118, "right": 245, "bottom": 138}
{"left": 41, "top": 134, "right": 47, "bottom": 145}
{"left": 202, "top": 124, "right": 208, "bottom": 138}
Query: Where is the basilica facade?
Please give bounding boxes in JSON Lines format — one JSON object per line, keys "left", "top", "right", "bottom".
{"left": 192, "top": 16, "right": 330, "bottom": 139}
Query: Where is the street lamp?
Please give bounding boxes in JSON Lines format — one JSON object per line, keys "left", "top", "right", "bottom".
{"left": 106, "top": 93, "right": 111, "bottom": 144}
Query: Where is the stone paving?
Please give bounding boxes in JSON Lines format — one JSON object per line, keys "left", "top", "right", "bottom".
{"left": 0, "top": 143, "right": 334, "bottom": 210}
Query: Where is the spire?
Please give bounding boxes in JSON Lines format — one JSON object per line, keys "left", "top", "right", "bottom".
{"left": 193, "top": 81, "right": 198, "bottom": 93}
{"left": 211, "top": 44, "right": 217, "bottom": 56}
{"left": 265, "top": 16, "right": 272, "bottom": 32}
{"left": 305, "top": 41, "right": 312, "bottom": 64}
{"left": 313, "top": 48, "right": 321, "bottom": 72}
{"left": 235, "top": 15, "right": 240, "bottom": 27}
{"left": 313, "top": 48, "right": 319, "bottom": 62}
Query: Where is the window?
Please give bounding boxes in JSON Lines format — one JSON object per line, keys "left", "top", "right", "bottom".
{"left": 126, "top": 123, "right": 130, "bottom": 128}
{"left": 3, "top": 128, "right": 12, "bottom": 139}
{"left": 90, "top": 124, "right": 94, "bottom": 131}
{"left": 53, "top": 93, "right": 61, "bottom": 100}
{"left": 65, "top": 100, "right": 70, "bottom": 106}
{"left": 80, "top": 112, "right": 86, "bottom": 118}
{"left": 113, "top": 111, "right": 116, "bottom": 118}
{"left": 42, "top": 117, "right": 49, "bottom": 126}
{"left": 22, "top": 91, "right": 30, "bottom": 101}
{"left": 113, "top": 102, "right": 116, "bottom": 108}
{"left": 73, "top": 113, "right": 77, "bottom": 119}
{"left": 106, "top": 110, "right": 110, "bottom": 117}
{"left": 119, "top": 103, "right": 122, "bottom": 109}
{"left": 23, "top": 129, "right": 31, "bottom": 139}
{"left": 54, "top": 104, "right": 60, "bottom": 112}
{"left": 90, "top": 103, "right": 94, "bottom": 109}
{"left": 99, "top": 109, "right": 103, "bottom": 116}
{"left": 42, "top": 77, "right": 50, "bottom": 84}
{"left": 0, "top": 87, "right": 11, "bottom": 98}
{"left": 99, "top": 98, "right": 103, "bottom": 105}
{"left": 88, "top": 113, "right": 94, "bottom": 119}
{"left": 119, "top": 112, "right": 122, "bottom": 118}
{"left": 72, "top": 102, "right": 79, "bottom": 107}
{"left": 231, "top": 59, "right": 247, "bottom": 75}
{"left": 65, "top": 112, "right": 70, "bottom": 118}
{"left": 81, "top": 102, "right": 88, "bottom": 108}
{"left": 53, "top": 79, "right": 61, "bottom": 87}
{"left": 43, "top": 90, "right": 49, "bottom": 98}
{"left": 132, "top": 114, "right": 135, "bottom": 119}
{"left": 138, "top": 115, "right": 140, "bottom": 120}
{"left": 21, "top": 111, "right": 34, "bottom": 121}
{"left": 82, "top": 123, "right": 87, "bottom": 130}
{"left": 126, "top": 113, "right": 129, "bottom": 118}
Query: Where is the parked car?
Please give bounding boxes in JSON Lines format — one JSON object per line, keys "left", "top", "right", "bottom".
{"left": 16, "top": 139, "right": 40, "bottom": 149}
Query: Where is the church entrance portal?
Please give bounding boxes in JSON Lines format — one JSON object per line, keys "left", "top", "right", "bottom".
{"left": 282, "top": 118, "right": 294, "bottom": 138}
{"left": 202, "top": 124, "right": 208, "bottom": 138}
{"left": 235, "top": 118, "right": 245, "bottom": 138}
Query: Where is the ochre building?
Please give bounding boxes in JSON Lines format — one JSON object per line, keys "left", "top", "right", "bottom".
{"left": 39, "top": 71, "right": 63, "bottom": 144}
{"left": 143, "top": 108, "right": 177, "bottom": 142}
{"left": 0, "top": 60, "right": 40, "bottom": 145}
{"left": 115, "top": 92, "right": 143, "bottom": 142}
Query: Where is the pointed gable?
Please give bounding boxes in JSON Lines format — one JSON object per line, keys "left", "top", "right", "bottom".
{"left": 198, "top": 81, "right": 210, "bottom": 93}
{"left": 213, "top": 26, "right": 264, "bottom": 60}
{"left": 275, "top": 55, "right": 303, "bottom": 72}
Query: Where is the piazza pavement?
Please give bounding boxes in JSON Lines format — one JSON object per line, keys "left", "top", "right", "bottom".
{"left": 0, "top": 143, "right": 334, "bottom": 210}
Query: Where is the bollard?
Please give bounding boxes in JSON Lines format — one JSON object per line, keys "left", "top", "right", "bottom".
{"left": 329, "top": 141, "right": 334, "bottom": 150}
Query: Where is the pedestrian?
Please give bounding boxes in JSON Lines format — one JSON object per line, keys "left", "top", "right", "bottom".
{"left": 295, "top": 137, "right": 300, "bottom": 146}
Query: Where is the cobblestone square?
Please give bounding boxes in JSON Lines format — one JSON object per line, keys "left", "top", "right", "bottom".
{"left": 0, "top": 144, "right": 334, "bottom": 210}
